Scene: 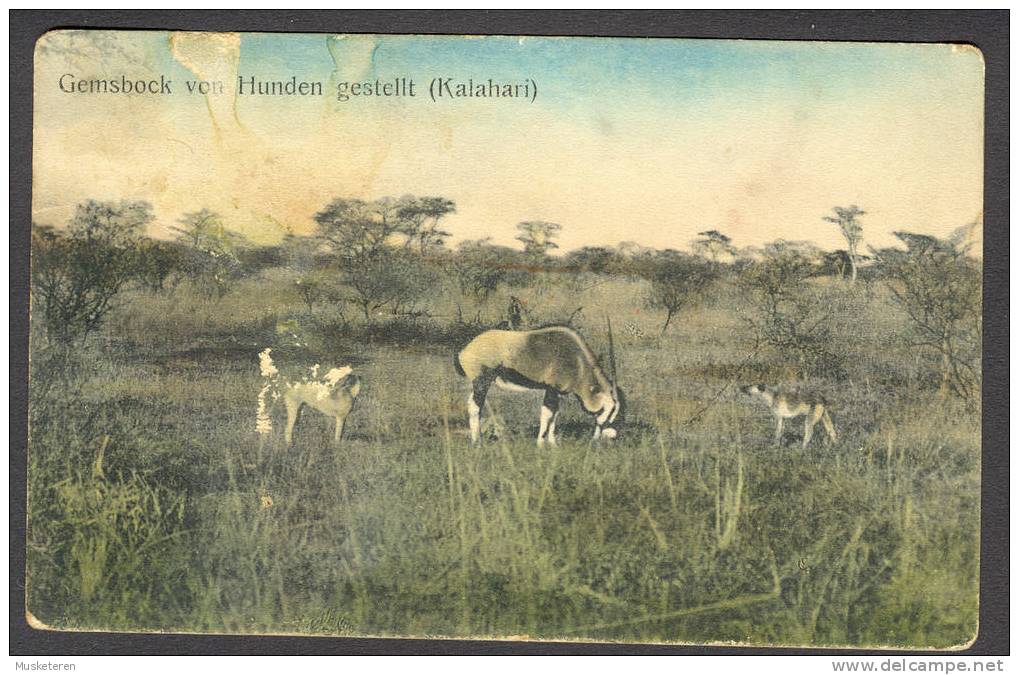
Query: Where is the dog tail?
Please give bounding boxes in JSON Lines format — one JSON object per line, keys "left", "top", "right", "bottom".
{"left": 453, "top": 351, "right": 466, "bottom": 377}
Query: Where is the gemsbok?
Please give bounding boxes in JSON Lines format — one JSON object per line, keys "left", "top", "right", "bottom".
{"left": 257, "top": 348, "right": 362, "bottom": 447}
{"left": 740, "top": 384, "right": 837, "bottom": 448}
{"left": 455, "top": 324, "right": 624, "bottom": 446}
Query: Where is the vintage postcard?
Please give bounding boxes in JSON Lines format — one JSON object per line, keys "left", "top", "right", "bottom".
{"left": 28, "top": 30, "right": 983, "bottom": 648}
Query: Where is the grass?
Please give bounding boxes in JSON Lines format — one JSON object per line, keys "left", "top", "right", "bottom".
{"left": 26, "top": 270, "right": 979, "bottom": 648}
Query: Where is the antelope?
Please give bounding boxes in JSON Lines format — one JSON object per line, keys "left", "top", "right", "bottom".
{"left": 455, "top": 323, "right": 624, "bottom": 446}
{"left": 257, "top": 348, "right": 362, "bottom": 447}
{"left": 740, "top": 384, "right": 837, "bottom": 448}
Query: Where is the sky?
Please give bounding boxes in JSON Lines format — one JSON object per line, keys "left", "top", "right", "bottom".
{"left": 32, "top": 31, "right": 984, "bottom": 253}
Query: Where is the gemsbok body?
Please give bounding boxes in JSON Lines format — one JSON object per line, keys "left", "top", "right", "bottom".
{"left": 740, "top": 384, "right": 837, "bottom": 448}
{"left": 257, "top": 348, "right": 362, "bottom": 448}
{"left": 455, "top": 325, "right": 624, "bottom": 446}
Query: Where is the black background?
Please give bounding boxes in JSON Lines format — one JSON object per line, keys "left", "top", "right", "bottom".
{"left": 9, "top": 10, "right": 1009, "bottom": 656}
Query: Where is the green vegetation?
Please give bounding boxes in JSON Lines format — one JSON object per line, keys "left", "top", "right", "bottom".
{"left": 27, "top": 197, "right": 980, "bottom": 648}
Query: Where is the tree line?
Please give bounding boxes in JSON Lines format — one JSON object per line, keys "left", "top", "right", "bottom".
{"left": 30, "top": 195, "right": 981, "bottom": 400}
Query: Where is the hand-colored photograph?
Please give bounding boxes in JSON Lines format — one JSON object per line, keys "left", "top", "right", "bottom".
{"left": 28, "top": 30, "right": 983, "bottom": 648}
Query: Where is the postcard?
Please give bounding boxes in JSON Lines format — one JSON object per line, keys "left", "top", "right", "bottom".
{"left": 27, "top": 30, "right": 983, "bottom": 648}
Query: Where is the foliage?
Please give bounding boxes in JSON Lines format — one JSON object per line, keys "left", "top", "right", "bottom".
{"left": 822, "top": 249, "right": 853, "bottom": 279}
{"left": 236, "top": 245, "right": 285, "bottom": 274}
{"left": 562, "top": 246, "right": 618, "bottom": 274}
{"left": 448, "top": 239, "right": 510, "bottom": 321}
{"left": 26, "top": 195, "right": 981, "bottom": 646}
{"left": 314, "top": 198, "right": 403, "bottom": 259}
{"left": 28, "top": 435, "right": 189, "bottom": 629}
{"left": 26, "top": 330, "right": 979, "bottom": 644}
{"left": 134, "top": 238, "right": 185, "bottom": 292}
{"left": 281, "top": 232, "right": 322, "bottom": 271}
{"left": 173, "top": 209, "right": 249, "bottom": 297}
{"left": 515, "top": 220, "right": 562, "bottom": 261}
{"left": 314, "top": 195, "right": 456, "bottom": 258}
{"left": 871, "top": 232, "right": 981, "bottom": 401}
{"left": 30, "top": 200, "right": 153, "bottom": 344}
{"left": 312, "top": 196, "right": 453, "bottom": 322}
{"left": 692, "top": 230, "right": 736, "bottom": 262}
{"left": 397, "top": 196, "right": 456, "bottom": 253}
{"left": 737, "top": 240, "right": 843, "bottom": 378}
{"left": 292, "top": 271, "right": 341, "bottom": 314}
{"left": 644, "top": 250, "right": 719, "bottom": 334}
{"left": 338, "top": 247, "right": 438, "bottom": 322}
{"left": 824, "top": 205, "right": 866, "bottom": 283}
{"left": 450, "top": 239, "right": 508, "bottom": 301}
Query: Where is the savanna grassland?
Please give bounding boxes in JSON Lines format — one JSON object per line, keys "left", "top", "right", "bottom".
{"left": 26, "top": 207, "right": 981, "bottom": 648}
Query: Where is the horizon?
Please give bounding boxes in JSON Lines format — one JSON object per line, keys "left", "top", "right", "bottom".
{"left": 30, "top": 197, "right": 980, "bottom": 260}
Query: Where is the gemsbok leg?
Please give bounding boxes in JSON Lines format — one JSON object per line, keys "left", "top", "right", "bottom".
{"left": 538, "top": 389, "right": 561, "bottom": 447}
{"left": 547, "top": 403, "right": 561, "bottom": 446}
{"left": 468, "top": 371, "right": 495, "bottom": 444}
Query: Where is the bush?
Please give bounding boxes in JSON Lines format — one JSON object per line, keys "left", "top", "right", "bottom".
{"left": 134, "top": 239, "right": 185, "bottom": 292}
{"left": 872, "top": 233, "right": 981, "bottom": 402}
{"left": 339, "top": 248, "right": 438, "bottom": 322}
{"left": 737, "top": 241, "right": 844, "bottom": 378}
{"left": 31, "top": 200, "right": 153, "bottom": 345}
{"left": 173, "top": 209, "right": 250, "bottom": 298}
{"left": 449, "top": 240, "right": 510, "bottom": 322}
{"left": 643, "top": 250, "right": 719, "bottom": 334}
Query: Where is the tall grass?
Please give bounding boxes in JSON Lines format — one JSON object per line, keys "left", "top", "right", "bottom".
{"left": 26, "top": 273, "right": 979, "bottom": 647}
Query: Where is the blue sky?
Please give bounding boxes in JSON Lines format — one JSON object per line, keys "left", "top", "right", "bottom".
{"left": 34, "top": 31, "right": 984, "bottom": 252}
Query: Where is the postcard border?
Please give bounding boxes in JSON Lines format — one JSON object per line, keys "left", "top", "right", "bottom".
{"left": 10, "top": 9, "right": 1009, "bottom": 657}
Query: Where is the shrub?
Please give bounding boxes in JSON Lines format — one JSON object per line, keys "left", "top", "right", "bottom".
{"left": 31, "top": 201, "right": 153, "bottom": 345}
{"left": 872, "top": 232, "right": 981, "bottom": 402}
{"left": 737, "top": 241, "right": 843, "bottom": 378}
{"left": 644, "top": 250, "right": 719, "bottom": 334}
{"left": 338, "top": 248, "right": 438, "bottom": 322}
{"left": 449, "top": 239, "right": 510, "bottom": 322}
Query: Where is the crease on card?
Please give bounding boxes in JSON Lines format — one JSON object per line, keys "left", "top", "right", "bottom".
{"left": 168, "top": 31, "right": 243, "bottom": 137}
{"left": 326, "top": 34, "right": 389, "bottom": 192}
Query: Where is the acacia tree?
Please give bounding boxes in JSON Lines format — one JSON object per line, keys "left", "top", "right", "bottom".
{"left": 314, "top": 198, "right": 405, "bottom": 259}
{"left": 31, "top": 200, "right": 153, "bottom": 344}
{"left": 823, "top": 205, "right": 866, "bottom": 283}
{"left": 692, "top": 230, "right": 736, "bottom": 263}
{"left": 134, "top": 238, "right": 184, "bottom": 292}
{"left": 563, "top": 246, "right": 616, "bottom": 274}
{"left": 172, "top": 209, "right": 248, "bottom": 296}
{"left": 515, "top": 221, "right": 562, "bottom": 262}
{"left": 397, "top": 196, "right": 456, "bottom": 254}
{"left": 313, "top": 196, "right": 447, "bottom": 322}
{"left": 872, "top": 232, "right": 981, "bottom": 401}
{"left": 292, "top": 271, "right": 342, "bottom": 315}
{"left": 449, "top": 239, "right": 509, "bottom": 322}
{"left": 737, "top": 240, "right": 840, "bottom": 377}
{"left": 340, "top": 249, "right": 435, "bottom": 321}
{"left": 645, "top": 250, "right": 719, "bottom": 334}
